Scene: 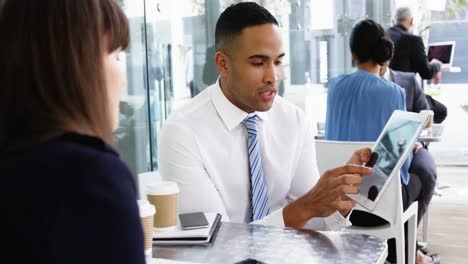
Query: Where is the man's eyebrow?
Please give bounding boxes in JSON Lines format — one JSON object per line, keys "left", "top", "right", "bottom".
{"left": 248, "top": 54, "right": 269, "bottom": 60}
{"left": 248, "top": 53, "right": 286, "bottom": 60}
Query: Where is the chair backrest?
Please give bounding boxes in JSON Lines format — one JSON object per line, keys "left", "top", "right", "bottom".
{"left": 315, "top": 140, "right": 404, "bottom": 224}
{"left": 137, "top": 171, "right": 162, "bottom": 200}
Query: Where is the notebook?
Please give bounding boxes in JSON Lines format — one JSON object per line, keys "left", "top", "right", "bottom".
{"left": 152, "top": 213, "right": 222, "bottom": 245}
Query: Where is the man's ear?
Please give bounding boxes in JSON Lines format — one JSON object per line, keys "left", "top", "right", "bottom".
{"left": 215, "top": 51, "right": 230, "bottom": 78}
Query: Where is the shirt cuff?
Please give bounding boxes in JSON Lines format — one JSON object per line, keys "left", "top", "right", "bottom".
{"left": 324, "top": 209, "right": 353, "bottom": 231}
{"left": 250, "top": 207, "right": 285, "bottom": 227}
{"left": 250, "top": 207, "right": 352, "bottom": 231}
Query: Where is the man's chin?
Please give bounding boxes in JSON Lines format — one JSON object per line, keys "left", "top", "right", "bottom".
{"left": 256, "top": 101, "right": 274, "bottom": 112}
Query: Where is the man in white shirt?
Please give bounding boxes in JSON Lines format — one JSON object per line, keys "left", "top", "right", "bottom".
{"left": 159, "top": 2, "right": 372, "bottom": 230}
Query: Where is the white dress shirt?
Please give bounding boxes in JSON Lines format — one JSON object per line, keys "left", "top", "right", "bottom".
{"left": 383, "top": 68, "right": 393, "bottom": 82}
{"left": 158, "top": 81, "right": 350, "bottom": 230}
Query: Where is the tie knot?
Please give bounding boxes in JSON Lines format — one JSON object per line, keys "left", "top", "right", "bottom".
{"left": 242, "top": 115, "right": 259, "bottom": 132}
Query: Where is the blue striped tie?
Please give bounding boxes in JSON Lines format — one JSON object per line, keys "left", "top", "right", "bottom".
{"left": 242, "top": 115, "right": 270, "bottom": 221}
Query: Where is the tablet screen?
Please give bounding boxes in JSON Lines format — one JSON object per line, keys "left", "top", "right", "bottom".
{"left": 360, "top": 119, "right": 421, "bottom": 201}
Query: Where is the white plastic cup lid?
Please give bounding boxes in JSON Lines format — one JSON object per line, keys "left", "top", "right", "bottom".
{"left": 137, "top": 200, "right": 156, "bottom": 217}
{"left": 146, "top": 181, "right": 180, "bottom": 196}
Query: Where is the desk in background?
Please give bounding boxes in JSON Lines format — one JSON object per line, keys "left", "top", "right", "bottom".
{"left": 417, "top": 124, "right": 444, "bottom": 144}
{"left": 421, "top": 66, "right": 462, "bottom": 94}
{"left": 461, "top": 103, "right": 468, "bottom": 113}
{"left": 153, "top": 222, "right": 388, "bottom": 264}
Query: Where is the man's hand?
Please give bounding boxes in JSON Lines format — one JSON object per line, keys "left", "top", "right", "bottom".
{"left": 348, "top": 147, "right": 372, "bottom": 166}
{"left": 283, "top": 164, "right": 373, "bottom": 228}
{"left": 339, "top": 147, "right": 372, "bottom": 216}
{"left": 430, "top": 58, "right": 443, "bottom": 66}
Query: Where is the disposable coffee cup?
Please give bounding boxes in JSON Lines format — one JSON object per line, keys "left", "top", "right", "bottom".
{"left": 137, "top": 200, "right": 156, "bottom": 256}
{"left": 146, "top": 181, "right": 179, "bottom": 231}
{"left": 421, "top": 110, "right": 434, "bottom": 129}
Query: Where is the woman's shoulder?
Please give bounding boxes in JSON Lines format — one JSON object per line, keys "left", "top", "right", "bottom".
{"left": 3, "top": 133, "right": 134, "bottom": 185}
{"left": 330, "top": 70, "right": 372, "bottom": 86}
{"left": 50, "top": 133, "right": 127, "bottom": 166}
{"left": 377, "top": 78, "right": 406, "bottom": 95}
{"left": 46, "top": 134, "right": 137, "bottom": 199}
{"left": 329, "top": 72, "right": 351, "bottom": 86}
{"left": 67, "top": 132, "right": 135, "bottom": 176}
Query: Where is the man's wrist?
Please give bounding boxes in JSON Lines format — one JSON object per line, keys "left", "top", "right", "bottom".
{"left": 283, "top": 197, "right": 316, "bottom": 228}
{"left": 339, "top": 208, "right": 352, "bottom": 217}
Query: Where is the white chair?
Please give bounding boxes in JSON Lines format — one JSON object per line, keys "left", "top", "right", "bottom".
{"left": 137, "top": 171, "right": 162, "bottom": 199}
{"left": 315, "top": 140, "right": 418, "bottom": 264}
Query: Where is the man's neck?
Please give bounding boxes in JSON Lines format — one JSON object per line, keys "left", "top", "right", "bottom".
{"left": 219, "top": 77, "right": 255, "bottom": 114}
{"left": 397, "top": 22, "right": 410, "bottom": 32}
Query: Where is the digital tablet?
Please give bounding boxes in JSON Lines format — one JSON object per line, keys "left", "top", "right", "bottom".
{"left": 347, "top": 110, "right": 430, "bottom": 211}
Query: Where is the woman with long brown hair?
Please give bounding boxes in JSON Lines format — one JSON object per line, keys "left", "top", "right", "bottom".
{"left": 0, "top": 0, "right": 145, "bottom": 263}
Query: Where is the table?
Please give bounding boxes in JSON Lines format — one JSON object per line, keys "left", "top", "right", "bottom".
{"left": 421, "top": 66, "right": 461, "bottom": 92}
{"left": 315, "top": 131, "right": 325, "bottom": 140}
{"left": 461, "top": 104, "right": 468, "bottom": 113}
{"left": 417, "top": 124, "right": 444, "bottom": 144}
{"left": 441, "top": 66, "right": 461, "bottom": 73}
{"left": 153, "top": 222, "right": 388, "bottom": 264}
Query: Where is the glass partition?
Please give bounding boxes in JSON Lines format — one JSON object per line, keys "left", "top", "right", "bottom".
{"left": 114, "top": 0, "right": 153, "bottom": 179}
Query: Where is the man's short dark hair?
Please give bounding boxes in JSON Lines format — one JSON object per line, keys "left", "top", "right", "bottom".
{"left": 215, "top": 2, "right": 278, "bottom": 52}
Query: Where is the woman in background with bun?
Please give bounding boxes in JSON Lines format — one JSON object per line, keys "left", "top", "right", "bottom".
{"left": 324, "top": 19, "right": 427, "bottom": 264}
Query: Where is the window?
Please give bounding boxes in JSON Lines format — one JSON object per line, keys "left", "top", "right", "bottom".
{"left": 115, "top": 0, "right": 468, "bottom": 178}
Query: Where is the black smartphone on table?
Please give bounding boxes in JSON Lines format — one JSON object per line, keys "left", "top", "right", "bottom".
{"left": 179, "top": 212, "right": 209, "bottom": 230}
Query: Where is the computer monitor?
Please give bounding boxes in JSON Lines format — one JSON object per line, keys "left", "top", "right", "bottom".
{"left": 428, "top": 41, "right": 456, "bottom": 66}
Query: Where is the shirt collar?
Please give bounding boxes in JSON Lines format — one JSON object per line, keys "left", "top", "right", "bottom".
{"left": 383, "top": 68, "right": 392, "bottom": 81}
{"left": 396, "top": 24, "right": 408, "bottom": 32}
{"left": 211, "top": 78, "right": 269, "bottom": 131}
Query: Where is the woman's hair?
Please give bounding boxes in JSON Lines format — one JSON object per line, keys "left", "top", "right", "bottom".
{"left": 349, "top": 19, "right": 393, "bottom": 66}
{"left": 0, "top": 0, "right": 129, "bottom": 150}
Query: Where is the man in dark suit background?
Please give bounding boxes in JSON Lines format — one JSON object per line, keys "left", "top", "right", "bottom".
{"left": 381, "top": 63, "right": 430, "bottom": 113}
{"left": 388, "top": 7, "right": 448, "bottom": 125}
{"left": 388, "top": 7, "right": 442, "bottom": 80}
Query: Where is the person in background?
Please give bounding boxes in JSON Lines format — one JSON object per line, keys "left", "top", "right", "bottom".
{"left": 380, "top": 60, "right": 447, "bottom": 125}
{"left": 380, "top": 61, "right": 430, "bottom": 113}
{"left": 388, "top": 6, "right": 442, "bottom": 80}
{"left": 388, "top": 6, "right": 448, "bottom": 126}
{"left": 325, "top": 19, "right": 439, "bottom": 264}
{"left": 380, "top": 62, "right": 439, "bottom": 263}
{"left": 159, "top": 2, "right": 373, "bottom": 231}
{"left": 426, "top": 95, "right": 448, "bottom": 124}
{"left": 0, "top": 1, "right": 145, "bottom": 263}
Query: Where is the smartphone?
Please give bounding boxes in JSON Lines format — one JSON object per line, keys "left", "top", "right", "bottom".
{"left": 179, "top": 212, "right": 209, "bottom": 230}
